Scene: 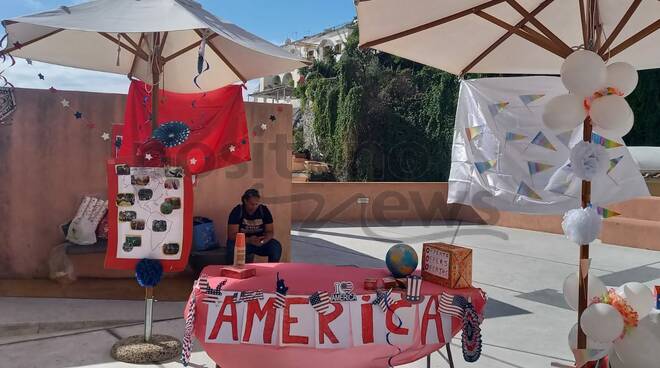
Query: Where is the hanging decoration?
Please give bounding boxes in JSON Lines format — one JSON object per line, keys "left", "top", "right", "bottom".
{"left": 0, "top": 86, "right": 16, "bottom": 125}
{"left": 527, "top": 131, "right": 557, "bottom": 151}
{"left": 152, "top": 121, "right": 190, "bottom": 148}
{"left": 516, "top": 181, "right": 542, "bottom": 201}
{"left": 461, "top": 302, "right": 483, "bottom": 362}
{"left": 309, "top": 291, "right": 331, "bottom": 315}
{"left": 488, "top": 101, "right": 509, "bottom": 116}
{"left": 194, "top": 30, "right": 210, "bottom": 89}
{"left": 568, "top": 141, "right": 609, "bottom": 181}
{"left": 596, "top": 207, "right": 621, "bottom": 219}
{"left": 474, "top": 160, "right": 496, "bottom": 174}
{"left": 181, "top": 287, "right": 197, "bottom": 367}
{"left": 561, "top": 207, "right": 602, "bottom": 245}
{"left": 135, "top": 258, "right": 164, "bottom": 287}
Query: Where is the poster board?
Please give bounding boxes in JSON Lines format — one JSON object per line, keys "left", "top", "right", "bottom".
{"left": 104, "top": 160, "right": 193, "bottom": 272}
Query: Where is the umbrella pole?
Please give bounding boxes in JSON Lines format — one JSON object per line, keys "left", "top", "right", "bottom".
{"left": 151, "top": 68, "right": 159, "bottom": 131}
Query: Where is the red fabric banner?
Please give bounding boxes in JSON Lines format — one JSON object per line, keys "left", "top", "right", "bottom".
{"left": 118, "top": 80, "right": 250, "bottom": 174}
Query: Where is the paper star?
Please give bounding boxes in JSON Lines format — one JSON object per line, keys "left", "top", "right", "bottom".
{"left": 269, "top": 115, "right": 276, "bottom": 122}
{"left": 101, "top": 132, "right": 110, "bottom": 141}
{"left": 74, "top": 111, "right": 82, "bottom": 119}
{"left": 38, "top": 73, "right": 45, "bottom": 80}
{"left": 189, "top": 158, "right": 198, "bottom": 165}
{"left": 26, "top": 58, "right": 32, "bottom": 65}
{"left": 260, "top": 123, "right": 268, "bottom": 131}
{"left": 145, "top": 153, "right": 153, "bottom": 161}
{"left": 60, "top": 99, "right": 70, "bottom": 108}
{"left": 229, "top": 145, "right": 236, "bottom": 152}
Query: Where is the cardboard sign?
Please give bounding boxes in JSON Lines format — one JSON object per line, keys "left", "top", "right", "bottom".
{"left": 315, "top": 302, "right": 352, "bottom": 349}
{"left": 242, "top": 295, "right": 279, "bottom": 345}
{"left": 279, "top": 296, "right": 316, "bottom": 347}
{"left": 205, "top": 294, "right": 246, "bottom": 344}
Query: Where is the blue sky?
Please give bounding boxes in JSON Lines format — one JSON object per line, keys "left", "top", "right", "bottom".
{"left": 1, "top": 0, "right": 356, "bottom": 94}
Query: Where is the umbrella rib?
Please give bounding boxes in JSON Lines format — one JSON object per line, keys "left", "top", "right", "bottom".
{"left": 163, "top": 31, "right": 218, "bottom": 63}
{"left": 128, "top": 33, "right": 145, "bottom": 79}
{"left": 475, "top": 11, "right": 568, "bottom": 59}
{"left": 607, "top": 19, "right": 660, "bottom": 59}
{"left": 597, "top": 0, "right": 641, "bottom": 56}
{"left": 359, "top": 0, "right": 507, "bottom": 49}
{"left": 194, "top": 29, "right": 246, "bottom": 84}
{"left": 505, "top": 0, "right": 572, "bottom": 55}
{"left": 461, "top": 0, "right": 558, "bottom": 76}
{"left": 0, "top": 28, "right": 63, "bottom": 56}
{"left": 98, "top": 32, "right": 148, "bottom": 61}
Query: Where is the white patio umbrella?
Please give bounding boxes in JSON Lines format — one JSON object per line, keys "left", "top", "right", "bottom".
{"left": 357, "top": 0, "right": 660, "bottom": 76}
{"left": 0, "top": 0, "right": 308, "bottom": 126}
{"left": 357, "top": 0, "right": 659, "bottom": 364}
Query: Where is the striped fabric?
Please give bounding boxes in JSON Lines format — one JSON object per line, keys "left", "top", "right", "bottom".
{"left": 405, "top": 275, "right": 422, "bottom": 302}
{"left": 233, "top": 290, "right": 264, "bottom": 303}
{"left": 438, "top": 292, "right": 468, "bottom": 318}
{"left": 181, "top": 292, "right": 196, "bottom": 366}
{"left": 199, "top": 277, "right": 227, "bottom": 305}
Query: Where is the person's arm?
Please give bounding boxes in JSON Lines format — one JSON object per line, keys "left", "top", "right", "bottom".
{"left": 260, "top": 206, "right": 274, "bottom": 245}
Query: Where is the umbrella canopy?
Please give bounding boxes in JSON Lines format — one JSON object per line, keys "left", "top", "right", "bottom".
{"left": 357, "top": 0, "right": 660, "bottom": 76}
{"left": 1, "top": 0, "right": 307, "bottom": 93}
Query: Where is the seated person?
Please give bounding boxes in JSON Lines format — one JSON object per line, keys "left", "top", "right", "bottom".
{"left": 226, "top": 189, "right": 282, "bottom": 263}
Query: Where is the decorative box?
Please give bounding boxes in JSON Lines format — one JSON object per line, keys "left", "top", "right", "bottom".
{"left": 220, "top": 266, "right": 256, "bottom": 279}
{"left": 421, "top": 242, "right": 472, "bottom": 289}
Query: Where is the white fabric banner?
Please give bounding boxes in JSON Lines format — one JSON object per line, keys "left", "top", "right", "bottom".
{"left": 448, "top": 76, "right": 648, "bottom": 214}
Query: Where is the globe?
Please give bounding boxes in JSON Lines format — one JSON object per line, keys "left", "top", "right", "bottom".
{"left": 385, "top": 243, "right": 418, "bottom": 278}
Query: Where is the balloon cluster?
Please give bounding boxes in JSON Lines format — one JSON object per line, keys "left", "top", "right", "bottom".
{"left": 543, "top": 50, "right": 637, "bottom": 138}
{"left": 563, "top": 273, "right": 658, "bottom": 365}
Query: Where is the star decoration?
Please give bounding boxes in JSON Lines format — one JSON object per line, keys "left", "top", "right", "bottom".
{"left": 38, "top": 73, "right": 45, "bottom": 80}
{"left": 74, "top": 111, "right": 82, "bottom": 119}
{"left": 260, "top": 123, "right": 268, "bottom": 131}
{"left": 269, "top": 115, "right": 277, "bottom": 122}
{"left": 12, "top": 41, "right": 22, "bottom": 49}
{"left": 60, "top": 99, "right": 70, "bottom": 108}
{"left": 229, "top": 145, "right": 236, "bottom": 152}
{"left": 189, "top": 158, "right": 198, "bottom": 165}
{"left": 145, "top": 153, "right": 153, "bottom": 161}
{"left": 26, "top": 58, "right": 33, "bottom": 65}
{"left": 101, "top": 132, "right": 110, "bottom": 141}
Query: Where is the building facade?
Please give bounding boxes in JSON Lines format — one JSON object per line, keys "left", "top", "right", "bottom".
{"left": 250, "top": 22, "right": 353, "bottom": 105}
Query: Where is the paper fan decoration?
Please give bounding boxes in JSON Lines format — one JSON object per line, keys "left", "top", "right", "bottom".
{"left": 152, "top": 121, "right": 190, "bottom": 148}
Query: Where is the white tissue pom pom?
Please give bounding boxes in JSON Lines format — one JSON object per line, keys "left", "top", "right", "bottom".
{"left": 562, "top": 207, "right": 602, "bottom": 244}
{"left": 569, "top": 141, "right": 609, "bottom": 181}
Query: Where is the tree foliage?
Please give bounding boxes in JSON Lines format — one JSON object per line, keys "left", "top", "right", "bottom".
{"left": 296, "top": 27, "right": 660, "bottom": 182}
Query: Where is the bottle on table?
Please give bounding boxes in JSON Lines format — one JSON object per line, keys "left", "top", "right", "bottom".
{"left": 233, "top": 232, "right": 246, "bottom": 267}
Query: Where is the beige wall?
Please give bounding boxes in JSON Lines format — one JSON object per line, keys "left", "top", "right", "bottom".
{"left": 0, "top": 88, "right": 292, "bottom": 278}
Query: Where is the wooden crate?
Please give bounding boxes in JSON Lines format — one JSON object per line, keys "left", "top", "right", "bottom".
{"left": 421, "top": 242, "right": 472, "bottom": 289}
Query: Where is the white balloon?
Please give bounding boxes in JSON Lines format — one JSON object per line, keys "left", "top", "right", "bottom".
{"left": 561, "top": 50, "right": 607, "bottom": 97}
{"left": 568, "top": 323, "right": 612, "bottom": 362}
{"left": 616, "top": 282, "right": 655, "bottom": 319}
{"left": 613, "top": 321, "right": 660, "bottom": 368}
{"left": 581, "top": 303, "right": 624, "bottom": 343}
{"left": 606, "top": 62, "right": 638, "bottom": 96}
{"left": 562, "top": 272, "right": 607, "bottom": 311}
{"left": 589, "top": 95, "right": 634, "bottom": 137}
{"left": 542, "top": 94, "right": 587, "bottom": 131}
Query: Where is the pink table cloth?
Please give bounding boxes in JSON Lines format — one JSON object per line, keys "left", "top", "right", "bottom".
{"left": 187, "top": 263, "right": 486, "bottom": 368}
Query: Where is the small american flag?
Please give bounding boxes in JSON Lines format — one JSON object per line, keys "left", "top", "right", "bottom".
{"left": 373, "top": 288, "right": 393, "bottom": 313}
{"left": 199, "top": 278, "right": 227, "bottom": 304}
{"left": 438, "top": 292, "right": 468, "bottom": 318}
{"left": 233, "top": 290, "right": 264, "bottom": 303}
{"left": 309, "top": 291, "right": 331, "bottom": 314}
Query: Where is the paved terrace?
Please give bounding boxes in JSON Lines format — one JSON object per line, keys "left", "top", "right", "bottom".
{"left": 1, "top": 221, "right": 658, "bottom": 368}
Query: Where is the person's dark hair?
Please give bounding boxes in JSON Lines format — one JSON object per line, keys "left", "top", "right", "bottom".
{"left": 241, "top": 189, "right": 261, "bottom": 204}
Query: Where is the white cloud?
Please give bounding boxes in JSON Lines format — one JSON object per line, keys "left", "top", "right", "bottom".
{"left": 2, "top": 59, "right": 129, "bottom": 94}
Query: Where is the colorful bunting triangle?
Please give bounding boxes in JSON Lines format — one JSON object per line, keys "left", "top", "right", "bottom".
{"left": 505, "top": 132, "right": 527, "bottom": 142}
{"left": 519, "top": 94, "right": 545, "bottom": 105}
{"left": 527, "top": 161, "right": 554, "bottom": 175}
{"left": 488, "top": 101, "right": 509, "bottom": 116}
{"left": 597, "top": 206, "right": 621, "bottom": 218}
{"left": 556, "top": 130, "right": 573, "bottom": 148}
{"left": 530, "top": 131, "right": 557, "bottom": 151}
{"left": 547, "top": 180, "right": 573, "bottom": 197}
{"left": 516, "top": 181, "right": 542, "bottom": 200}
{"left": 592, "top": 133, "right": 623, "bottom": 148}
{"left": 608, "top": 155, "right": 624, "bottom": 173}
{"left": 465, "top": 126, "right": 484, "bottom": 141}
{"left": 475, "top": 160, "right": 497, "bottom": 174}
